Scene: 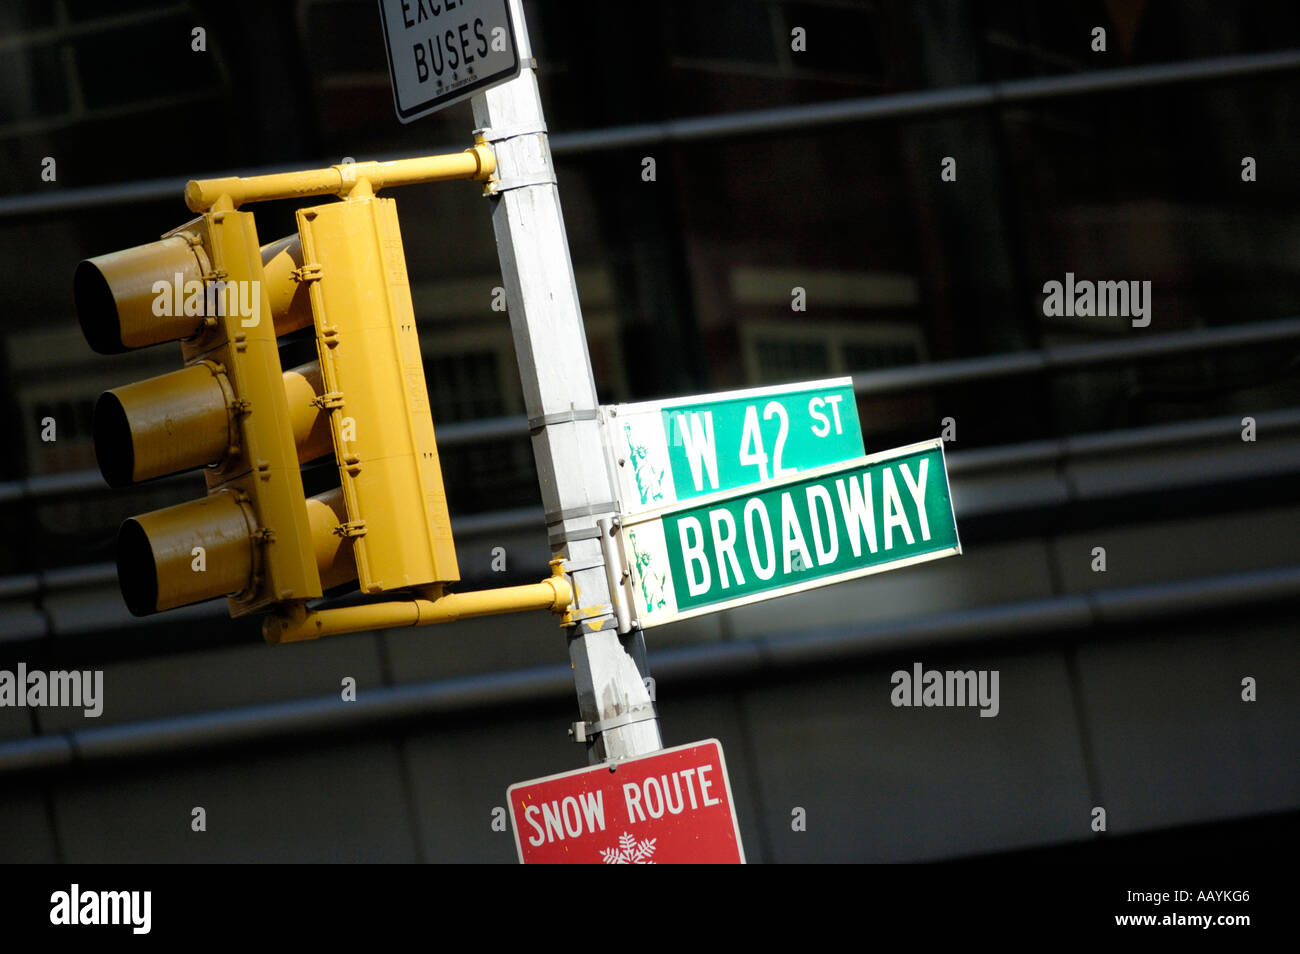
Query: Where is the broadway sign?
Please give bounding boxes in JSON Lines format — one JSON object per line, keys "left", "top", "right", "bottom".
{"left": 614, "top": 438, "right": 960, "bottom": 628}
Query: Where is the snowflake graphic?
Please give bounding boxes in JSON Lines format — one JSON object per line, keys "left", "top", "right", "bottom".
{"left": 600, "top": 831, "right": 657, "bottom": 864}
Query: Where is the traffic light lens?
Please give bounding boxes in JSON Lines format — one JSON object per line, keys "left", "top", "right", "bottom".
{"left": 73, "top": 236, "right": 207, "bottom": 353}
{"left": 92, "top": 390, "right": 135, "bottom": 488}
{"left": 73, "top": 259, "right": 125, "bottom": 355}
{"left": 91, "top": 363, "right": 236, "bottom": 487}
{"left": 116, "top": 518, "right": 158, "bottom": 617}
{"left": 114, "top": 493, "right": 259, "bottom": 615}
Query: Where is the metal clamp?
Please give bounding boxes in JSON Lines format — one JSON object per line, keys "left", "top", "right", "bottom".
{"left": 474, "top": 119, "right": 549, "bottom": 144}
{"left": 548, "top": 524, "right": 603, "bottom": 545}
{"left": 543, "top": 501, "right": 618, "bottom": 526}
{"left": 598, "top": 516, "right": 634, "bottom": 634}
{"left": 484, "top": 169, "right": 557, "bottom": 195}
{"left": 560, "top": 602, "right": 612, "bottom": 627}
{"left": 570, "top": 704, "right": 658, "bottom": 743}
{"left": 311, "top": 391, "right": 345, "bottom": 410}
{"left": 560, "top": 554, "right": 606, "bottom": 574}
{"left": 527, "top": 407, "right": 598, "bottom": 432}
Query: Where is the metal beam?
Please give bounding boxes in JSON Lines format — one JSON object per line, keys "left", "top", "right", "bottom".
{"left": 551, "top": 49, "right": 1300, "bottom": 152}
{"left": 3, "top": 406, "right": 1297, "bottom": 607}
{"left": 5, "top": 319, "right": 1296, "bottom": 507}
{"left": 3, "top": 50, "right": 1297, "bottom": 220}
{"left": 852, "top": 317, "right": 1300, "bottom": 397}
{"left": 2, "top": 562, "right": 1296, "bottom": 776}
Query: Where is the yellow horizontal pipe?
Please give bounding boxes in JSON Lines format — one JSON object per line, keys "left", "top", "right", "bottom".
{"left": 186, "top": 143, "right": 496, "bottom": 212}
{"left": 262, "top": 571, "right": 572, "bottom": 644}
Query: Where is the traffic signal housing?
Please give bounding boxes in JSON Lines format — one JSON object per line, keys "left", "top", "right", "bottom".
{"left": 75, "top": 211, "right": 353, "bottom": 616}
{"left": 75, "top": 146, "right": 573, "bottom": 643}
{"left": 295, "top": 191, "right": 459, "bottom": 592}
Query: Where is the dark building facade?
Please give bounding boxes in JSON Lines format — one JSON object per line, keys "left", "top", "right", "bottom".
{"left": 0, "top": 0, "right": 1296, "bottom": 862}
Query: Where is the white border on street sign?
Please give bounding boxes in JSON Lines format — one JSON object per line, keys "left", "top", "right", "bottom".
{"left": 506, "top": 738, "right": 746, "bottom": 864}
{"left": 377, "top": 0, "right": 522, "bottom": 123}
{"left": 615, "top": 438, "right": 961, "bottom": 629}
{"left": 600, "top": 376, "right": 862, "bottom": 515}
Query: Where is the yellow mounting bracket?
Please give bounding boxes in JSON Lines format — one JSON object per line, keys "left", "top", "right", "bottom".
{"left": 263, "top": 558, "right": 572, "bottom": 644}
{"left": 560, "top": 603, "right": 613, "bottom": 628}
{"left": 185, "top": 141, "right": 497, "bottom": 212}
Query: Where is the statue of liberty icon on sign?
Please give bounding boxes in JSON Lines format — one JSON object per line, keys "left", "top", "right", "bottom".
{"left": 628, "top": 531, "right": 668, "bottom": 614}
{"left": 624, "top": 424, "right": 664, "bottom": 506}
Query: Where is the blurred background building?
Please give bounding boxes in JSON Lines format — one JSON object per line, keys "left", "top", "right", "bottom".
{"left": 0, "top": 0, "right": 1296, "bottom": 861}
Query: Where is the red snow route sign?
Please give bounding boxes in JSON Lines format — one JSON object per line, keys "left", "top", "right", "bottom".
{"left": 507, "top": 739, "right": 745, "bottom": 864}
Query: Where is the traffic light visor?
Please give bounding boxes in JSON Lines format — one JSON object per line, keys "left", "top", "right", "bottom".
{"left": 74, "top": 235, "right": 207, "bottom": 354}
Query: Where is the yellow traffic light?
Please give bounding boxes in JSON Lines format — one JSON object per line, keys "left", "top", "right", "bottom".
{"left": 74, "top": 230, "right": 313, "bottom": 354}
{"left": 76, "top": 211, "right": 356, "bottom": 617}
{"left": 76, "top": 146, "right": 575, "bottom": 643}
{"left": 296, "top": 192, "right": 459, "bottom": 592}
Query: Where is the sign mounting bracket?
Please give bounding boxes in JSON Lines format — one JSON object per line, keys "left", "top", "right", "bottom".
{"left": 569, "top": 704, "right": 659, "bottom": 744}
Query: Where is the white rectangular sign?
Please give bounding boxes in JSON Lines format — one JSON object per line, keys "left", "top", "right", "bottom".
{"left": 377, "top": 0, "right": 521, "bottom": 123}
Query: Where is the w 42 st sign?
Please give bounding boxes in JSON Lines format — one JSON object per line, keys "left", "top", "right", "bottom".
{"left": 601, "top": 377, "right": 863, "bottom": 515}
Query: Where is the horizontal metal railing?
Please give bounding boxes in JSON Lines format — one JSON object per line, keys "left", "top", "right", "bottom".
{"left": 2, "top": 49, "right": 1298, "bottom": 219}
{"left": 0, "top": 404, "right": 1295, "bottom": 632}
{"left": 550, "top": 49, "right": 1300, "bottom": 152}
{"left": 0, "top": 414, "right": 536, "bottom": 505}
{"left": 2, "top": 403, "right": 1297, "bottom": 607}
{"left": 3, "top": 317, "right": 1297, "bottom": 508}
{"left": 949, "top": 405, "right": 1300, "bottom": 472}
{"left": 850, "top": 317, "right": 1300, "bottom": 396}
{"left": 1, "top": 562, "right": 1296, "bottom": 775}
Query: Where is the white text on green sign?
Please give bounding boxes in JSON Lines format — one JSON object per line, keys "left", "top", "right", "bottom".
{"left": 605, "top": 378, "right": 864, "bottom": 515}
{"left": 619, "top": 439, "right": 960, "bottom": 628}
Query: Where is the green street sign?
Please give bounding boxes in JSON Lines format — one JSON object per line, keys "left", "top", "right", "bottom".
{"left": 615, "top": 439, "right": 960, "bottom": 628}
{"left": 601, "top": 378, "right": 864, "bottom": 515}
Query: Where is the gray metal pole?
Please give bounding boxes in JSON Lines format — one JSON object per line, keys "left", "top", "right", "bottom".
{"left": 469, "top": 0, "right": 661, "bottom": 763}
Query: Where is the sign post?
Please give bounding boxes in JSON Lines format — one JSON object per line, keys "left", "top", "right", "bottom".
{"left": 469, "top": 1, "right": 662, "bottom": 763}
{"left": 397, "top": 0, "right": 965, "bottom": 864}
